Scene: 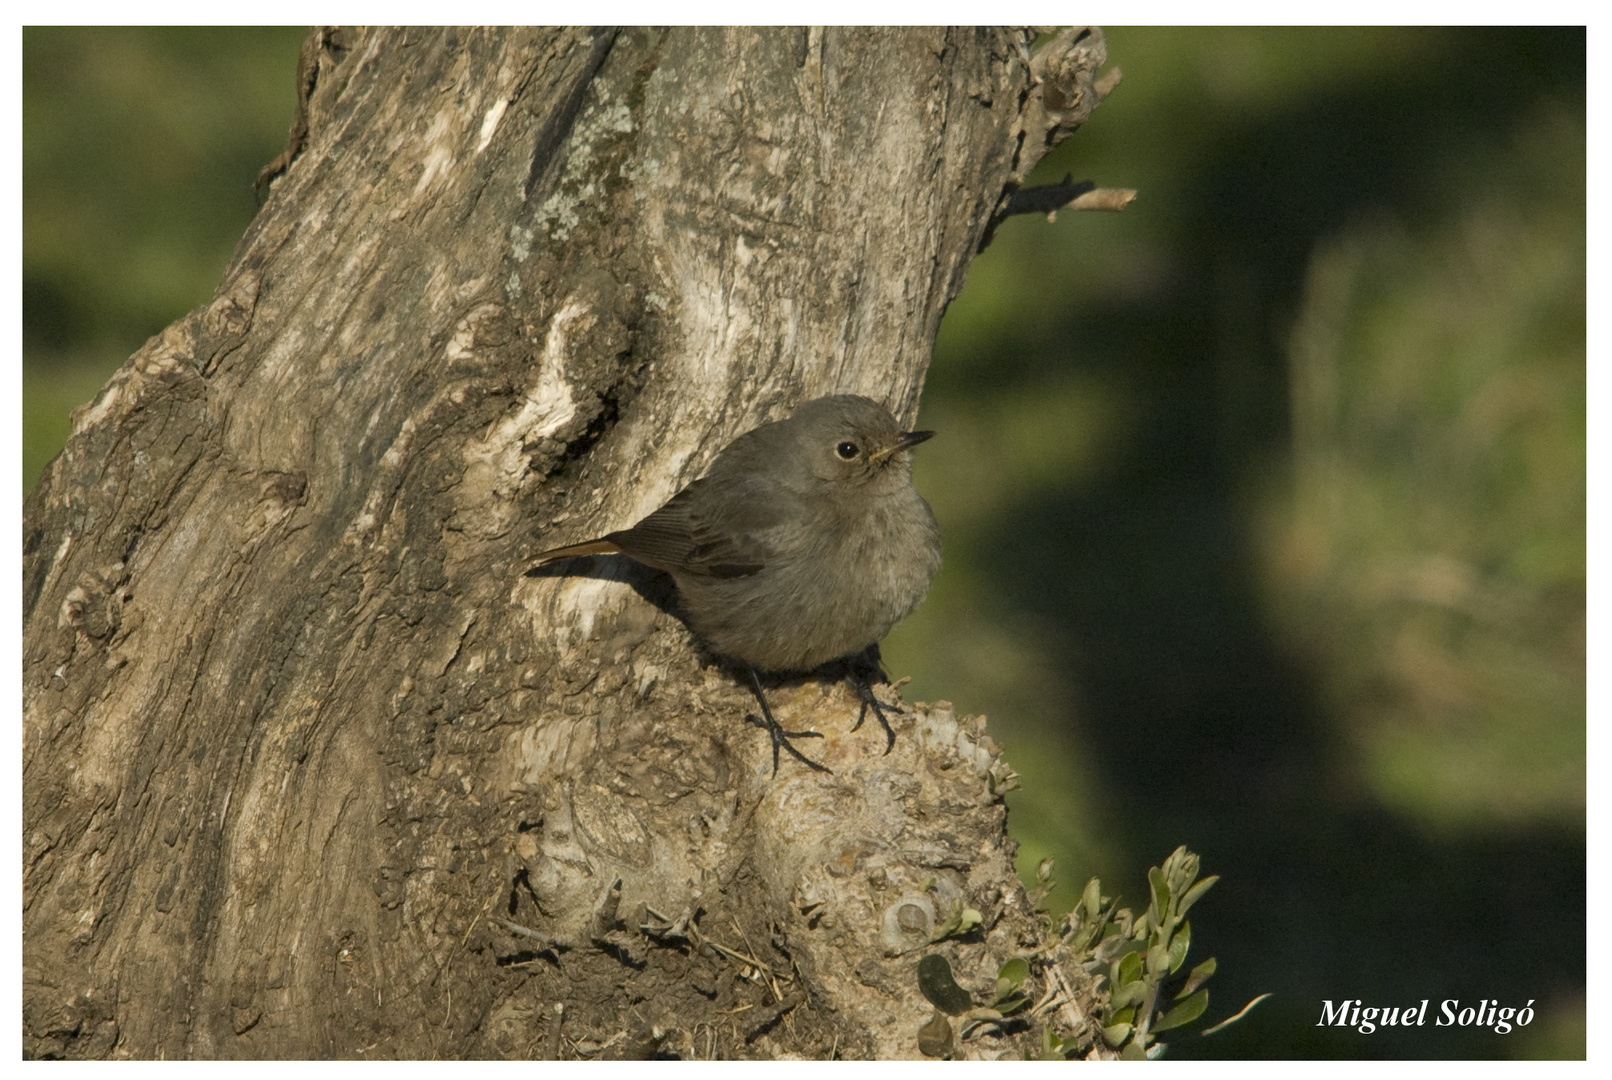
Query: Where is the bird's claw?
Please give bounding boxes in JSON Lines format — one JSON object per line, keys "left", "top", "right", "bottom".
{"left": 850, "top": 676, "right": 898, "bottom": 754}
{"left": 745, "top": 712, "right": 831, "bottom": 774}
{"left": 744, "top": 666, "right": 832, "bottom": 775}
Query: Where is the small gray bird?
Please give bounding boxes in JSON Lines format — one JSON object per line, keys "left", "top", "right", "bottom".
{"left": 531, "top": 394, "right": 942, "bottom": 772}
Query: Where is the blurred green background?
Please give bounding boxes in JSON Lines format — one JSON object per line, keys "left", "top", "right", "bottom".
{"left": 23, "top": 27, "right": 1584, "bottom": 1059}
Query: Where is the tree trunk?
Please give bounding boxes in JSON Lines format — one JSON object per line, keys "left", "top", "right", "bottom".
{"left": 23, "top": 26, "right": 1115, "bottom": 1059}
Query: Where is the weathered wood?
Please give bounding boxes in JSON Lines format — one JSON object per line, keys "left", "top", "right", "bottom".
{"left": 23, "top": 26, "right": 1114, "bottom": 1058}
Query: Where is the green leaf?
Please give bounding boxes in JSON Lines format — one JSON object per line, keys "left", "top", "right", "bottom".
{"left": 916, "top": 953, "right": 974, "bottom": 1015}
{"left": 1148, "top": 866, "right": 1170, "bottom": 925}
{"left": 1121, "top": 1039, "right": 1150, "bottom": 1060}
{"left": 1039, "top": 1026, "right": 1065, "bottom": 1060}
{"left": 929, "top": 903, "right": 984, "bottom": 943}
{"left": 1168, "top": 919, "right": 1191, "bottom": 973}
{"left": 1165, "top": 847, "right": 1199, "bottom": 893}
{"left": 1177, "top": 874, "right": 1219, "bottom": 919}
{"left": 1082, "top": 876, "right": 1103, "bottom": 920}
{"left": 1101, "top": 1021, "right": 1133, "bottom": 1048}
{"left": 1114, "top": 950, "right": 1143, "bottom": 988}
{"left": 1146, "top": 943, "right": 1170, "bottom": 975}
{"left": 987, "top": 761, "right": 1020, "bottom": 795}
{"left": 1153, "top": 988, "right": 1209, "bottom": 1033}
{"left": 995, "top": 956, "right": 1029, "bottom": 1001}
{"left": 996, "top": 994, "right": 1030, "bottom": 1016}
{"left": 1110, "top": 979, "right": 1148, "bottom": 1010}
{"left": 1177, "top": 956, "right": 1217, "bottom": 999}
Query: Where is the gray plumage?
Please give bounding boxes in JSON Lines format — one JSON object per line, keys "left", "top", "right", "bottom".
{"left": 534, "top": 394, "right": 942, "bottom": 674}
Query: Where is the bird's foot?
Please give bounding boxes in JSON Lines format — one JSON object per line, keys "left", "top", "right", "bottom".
{"left": 745, "top": 711, "right": 830, "bottom": 775}
{"left": 745, "top": 667, "right": 831, "bottom": 775}
{"left": 848, "top": 677, "right": 897, "bottom": 754}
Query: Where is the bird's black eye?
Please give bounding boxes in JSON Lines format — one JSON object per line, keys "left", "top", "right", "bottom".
{"left": 835, "top": 440, "right": 860, "bottom": 460}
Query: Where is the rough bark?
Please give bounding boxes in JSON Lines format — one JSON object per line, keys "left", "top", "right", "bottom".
{"left": 23, "top": 26, "right": 1115, "bottom": 1059}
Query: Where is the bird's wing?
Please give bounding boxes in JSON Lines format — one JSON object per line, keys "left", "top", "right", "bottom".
{"left": 608, "top": 474, "right": 791, "bottom": 579}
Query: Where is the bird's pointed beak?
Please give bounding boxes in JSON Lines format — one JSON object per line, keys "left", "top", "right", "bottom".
{"left": 870, "top": 429, "right": 934, "bottom": 464}
{"left": 897, "top": 429, "right": 935, "bottom": 450}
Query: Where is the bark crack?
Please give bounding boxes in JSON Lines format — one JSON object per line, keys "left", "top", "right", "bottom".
{"left": 524, "top": 28, "right": 621, "bottom": 202}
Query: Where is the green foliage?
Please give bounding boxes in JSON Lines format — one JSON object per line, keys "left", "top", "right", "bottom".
{"left": 994, "top": 956, "right": 1030, "bottom": 1008}
{"left": 1056, "top": 846, "right": 1265, "bottom": 1059}
{"left": 928, "top": 901, "right": 984, "bottom": 944}
{"left": 906, "top": 846, "right": 1250, "bottom": 1060}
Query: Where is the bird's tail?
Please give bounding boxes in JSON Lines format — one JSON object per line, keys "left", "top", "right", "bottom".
{"left": 530, "top": 537, "right": 622, "bottom": 564}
